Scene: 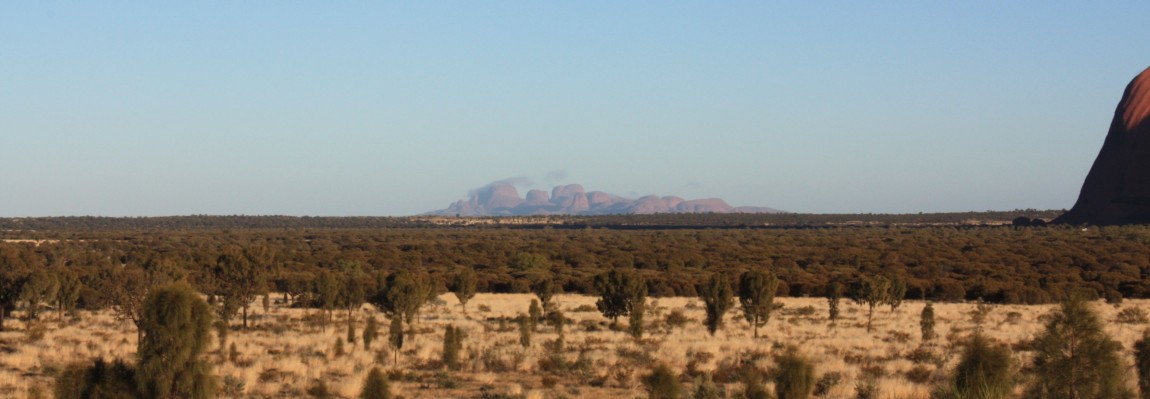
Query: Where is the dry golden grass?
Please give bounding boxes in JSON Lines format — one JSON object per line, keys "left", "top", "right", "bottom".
{"left": 2, "top": 294, "right": 1149, "bottom": 398}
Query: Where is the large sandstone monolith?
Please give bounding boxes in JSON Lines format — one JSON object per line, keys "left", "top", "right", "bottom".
{"left": 1056, "top": 67, "right": 1150, "bottom": 225}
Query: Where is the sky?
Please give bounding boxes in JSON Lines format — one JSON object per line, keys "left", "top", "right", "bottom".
{"left": 2, "top": 2, "right": 1149, "bottom": 216}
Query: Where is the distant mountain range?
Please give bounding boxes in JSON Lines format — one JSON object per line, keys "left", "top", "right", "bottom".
{"left": 425, "top": 182, "right": 780, "bottom": 216}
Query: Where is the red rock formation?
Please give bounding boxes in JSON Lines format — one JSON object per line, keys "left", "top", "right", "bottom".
{"left": 430, "top": 182, "right": 780, "bottom": 216}
{"left": 1057, "top": 66, "right": 1150, "bottom": 225}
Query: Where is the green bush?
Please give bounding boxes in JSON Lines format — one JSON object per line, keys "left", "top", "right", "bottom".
{"left": 642, "top": 363, "right": 683, "bottom": 399}
{"left": 136, "top": 283, "right": 215, "bottom": 399}
{"left": 1118, "top": 307, "right": 1149, "bottom": 324}
{"left": 775, "top": 347, "right": 815, "bottom": 399}
{"left": 54, "top": 358, "right": 139, "bottom": 399}
{"left": 932, "top": 334, "right": 1013, "bottom": 399}
{"left": 1024, "top": 295, "right": 1132, "bottom": 399}
{"left": 1135, "top": 330, "right": 1150, "bottom": 399}
{"left": 359, "top": 367, "right": 392, "bottom": 399}
{"left": 443, "top": 325, "right": 465, "bottom": 371}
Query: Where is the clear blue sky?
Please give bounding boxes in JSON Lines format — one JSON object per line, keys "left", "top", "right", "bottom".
{"left": 2, "top": 2, "right": 1148, "bottom": 216}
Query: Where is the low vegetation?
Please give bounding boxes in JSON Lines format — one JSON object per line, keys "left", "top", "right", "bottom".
{"left": 1, "top": 290, "right": 1149, "bottom": 397}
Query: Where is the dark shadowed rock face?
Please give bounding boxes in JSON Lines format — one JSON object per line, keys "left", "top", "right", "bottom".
{"left": 429, "top": 182, "right": 780, "bottom": 216}
{"left": 1057, "top": 66, "right": 1150, "bottom": 225}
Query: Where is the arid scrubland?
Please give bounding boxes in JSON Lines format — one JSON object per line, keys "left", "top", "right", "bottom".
{"left": 3, "top": 293, "right": 1150, "bottom": 398}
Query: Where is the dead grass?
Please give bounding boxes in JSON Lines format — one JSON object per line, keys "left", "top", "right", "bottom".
{"left": 1, "top": 294, "right": 1148, "bottom": 398}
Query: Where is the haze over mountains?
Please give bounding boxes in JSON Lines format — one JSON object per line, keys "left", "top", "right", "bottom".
{"left": 426, "top": 181, "right": 780, "bottom": 216}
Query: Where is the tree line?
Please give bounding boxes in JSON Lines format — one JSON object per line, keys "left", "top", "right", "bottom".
{"left": 0, "top": 209, "right": 1062, "bottom": 231}
{"left": 3, "top": 222, "right": 1147, "bottom": 322}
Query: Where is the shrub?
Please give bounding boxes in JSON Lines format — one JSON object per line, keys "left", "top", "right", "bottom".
{"left": 334, "top": 338, "right": 345, "bottom": 357}
{"left": 933, "top": 334, "right": 1013, "bottom": 399}
{"left": 220, "top": 375, "right": 245, "bottom": 396}
{"left": 1135, "top": 330, "right": 1150, "bottom": 399}
{"left": 853, "top": 276, "right": 892, "bottom": 333}
{"left": 451, "top": 268, "right": 477, "bottom": 315}
{"left": 693, "top": 373, "right": 721, "bottom": 399}
{"left": 744, "top": 373, "right": 771, "bottom": 399}
{"left": 518, "top": 315, "right": 532, "bottom": 348}
{"left": 813, "top": 371, "right": 842, "bottom": 397}
{"left": 1024, "top": 295, "right": 1132, "bottom": 399}
{"left": 136, "top": 283, "right": 215, "bottom": 399}
{"left": 1117, "top": 307, "right": 1149, "bottom": 324}
{"left": 594, "top": 269, "right": 647, "bottom": 324}
{"left": 347, "top": 317, "right": 357, "bottom": 344}
{"left": 359, "top": 367, "right": 392, "bottom": 399}
{"left": 665, "top": 310, "right": 689, "bottom": 334}
{"left": 54, "top": 358, "right": 139, "bottom": 399}
{"left": 443, "top": 325, "right": 465, "bottom": 371}
{"left": 572, "top": 304, "right": 596, "bottom": 312}
{"left": 363, "top": 315, "right": 378, "bottom": 349}
{"left": 906, "top": 346, "right": 938, "bottom": 365}
{"left": 774, "top": 347, "right": 815, "bottom": 399}
{"left": 698, "top": 273, "right": 734, "bottom": 336}
{"left": 546, "top": 309, "right": 566, "bottom": 335}
{"left": 629, "top": 297, "right": 646, "bottom": 339}
{"left": 905, "top": 365, "right": 932, "bottom": 384}
{"left": 388, "top": 316, "right": 403, "bottom": 365}
{"left": 642, "top": 363, "right": 683, "bottom": 399}
{"left": 738, "top": 269, "right": 778, "bottom": 338}
{"left": 1005, "top": 311, "right": 1023, "bottom": 325}
{"left": 921, "top": 302, "right": 936, "bottom": 342}
{"left": 854, "top": 377, "right": 878, "bottom": 399}
{"left": 826, "top": 282, "right": 843, "bottom": 327}
{"left": 528, "top": 300, "right": 542, "bottom": 330}
{"left": 306, "top": 379, "right": 333, "bottom": 399}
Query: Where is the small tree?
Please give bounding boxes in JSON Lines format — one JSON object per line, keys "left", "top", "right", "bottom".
{"left": 698, "top": 273, "right": 734, "bottom": 336}
{"left": 442, "top": 325, "right": 465, "bottom": 371}
{"left": 346, "top": 318, "right": 357, "bottom": 345}
{"left": 775, "top": 347, "right": 815, "bottom": 399}
{"left": 629, "top": 296, "right": 646, "bottom": 339}
{"left": 532, "top": 278, "right": 558, "bottom": 312}
{"left": 136, "top": 282, "right": 215, "bottom": 399}
{"left": 971, "top": 300, "right": 993, "bottom": 333}
{"left": 1135, "top": 330, "right": 1150, "bottom": 399}
{"left": 738, "top": 269, "right": 778, "bottom": 338}
{"left": 53, "top": 268, "right": 82, "bottom": 322}
{"left": 921, "top": 302, "right": 936, "bottom": 342}
{"left": 363, "top": 314, "right": 378, "bottom": 350}
{"left": 693, "top": 373, "right": 721, "bottom": 399}
{"left": 0, "top": 267, "right": 28, "bottom": 331}
{"left": 826, "top": 282, "right": 843, "bottom": 328}
{"left": 313, "top": 270, "right": 342, "bottom": 328}
{"left": 934, "top": 334, "right": 1013, "bottom": 399}
{"left": 642, "top": 363, "right": 684, "bottom": 399}
{"left": 372, "top": 271, "right": 433, "bottom": 327}
{"left": 1024, "top": 295, "right": 1132, "bottom": 399}
{"left": 853, "top": 276, "right": 891, "bottom": 333}
{"left": 22, "top": 268, "right": 58, "bottom": 321}
{"left": 212, "top": 248, "right": 269, "bottom": 329}
{"left": 594, "top": 269, "right": 646, "bottom": 324}
{"left": 388, "top": 316, "right": 403, "bottom": 366}
{"left": 887, "top": 276, "right": 907, "bottom": 312}
{"left": 518, "top": 314, "right": 532, "bottom": 348}
{"left": 528, "top": 299, "right": 542, "bottom": 331}
{"left": 546, "top": 308, "right": 566, "bottom": 335}
{"left": 340, "top": 263, "right": 367, "bottom": 331}
{"left": 450, "top": 267, "right": 477, "bottom": 316}
{"left": 359, "top": 367, "right": 392, "bottom": 399}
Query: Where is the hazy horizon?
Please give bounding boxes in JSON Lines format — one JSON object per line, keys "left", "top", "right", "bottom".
{"left": 3, "top": 3, "right": 1148, "bottom": 217}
